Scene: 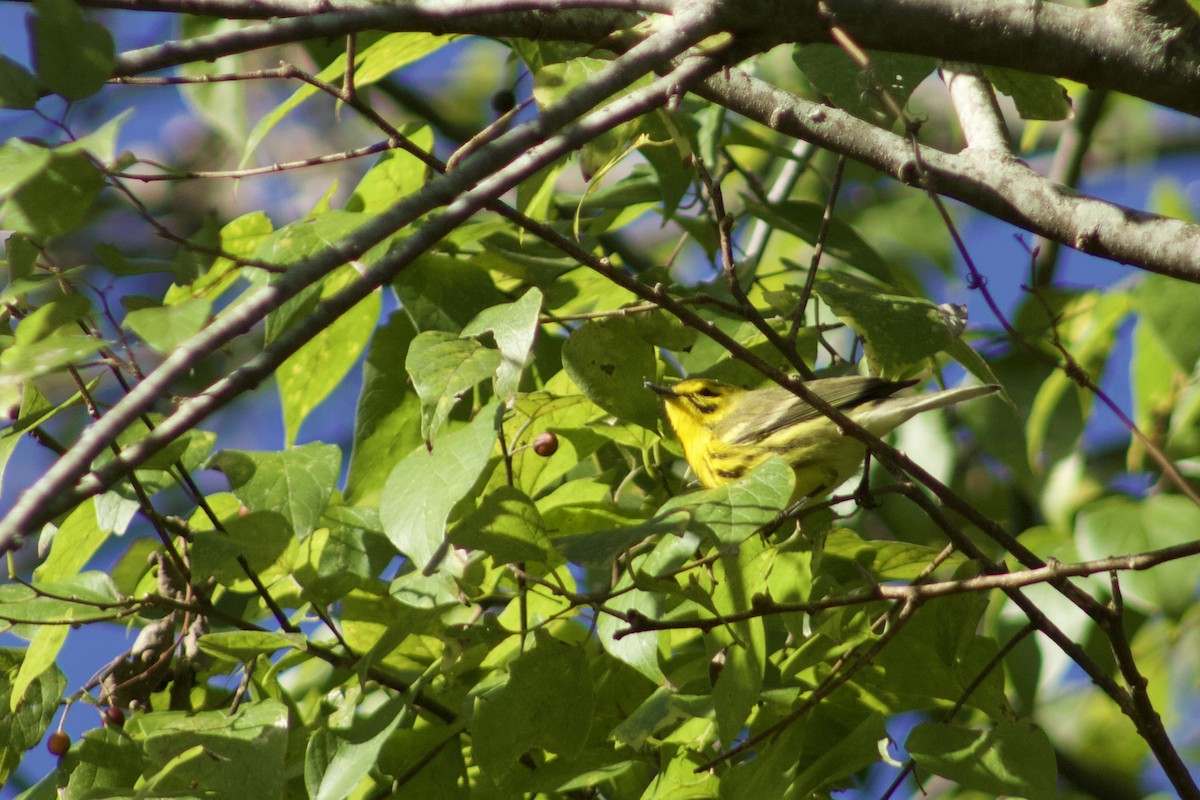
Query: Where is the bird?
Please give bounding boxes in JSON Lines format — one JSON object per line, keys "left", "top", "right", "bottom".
{"left": 647, "top": 375, "right": 999, "bottom": 501}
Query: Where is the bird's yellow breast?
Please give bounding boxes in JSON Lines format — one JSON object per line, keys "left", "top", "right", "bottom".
{"left": 661, "top": 400, "right": 724, "bottom": 488}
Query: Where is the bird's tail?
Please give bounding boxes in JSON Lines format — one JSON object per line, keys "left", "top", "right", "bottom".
{"left": 857, "top": 383, "right": 1000, "bottom": 434}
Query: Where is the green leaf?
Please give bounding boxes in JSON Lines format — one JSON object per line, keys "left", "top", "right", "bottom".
{"left": 345, "top": 311, "right": 423, "bottom": 505}
{"left": 0, "top": 333, "right": 102, "bottom": 383}
{"left": 473, "top": 630, "right": 595, "bottom": 778}
{"left": 90, "top": 497, "right": 143, "bottom": 555}
{"left": 29, "top": 0, "right": 114, "bottom": 100}
{"left": 865, "top": 593, "right": 1009, "bottom": 717}
{"left": 637, "top": 742, "right": 720, "bottom": 798}
{"left": 295, "top": 512, "right": 392, "bottom": 603}
{"left": 721, "top": 725, "right": 805, "bottom": 799}
{"left": 0, "top": 147, "right": 105, "bottom": 240}
{"left": 0, "top": 648, "right": 65, "bottom": 785}
{"left": 611, "top": 689, "right": 711, "bottom": 749}
{"left": 53, "top": 726, "right": 142, "bottom": 796}
{"left": 984, "top": 67, "right": 1070, "bottom": 121}
{"left": 450, "top": 486, "right": 553, "bottom": 564}
{"left": 137, "top": 425, "right": 216, "bottom": 472}
{"left": 207, "top": 443, "right": 341, "bottom": 537}
{"left": 792, "top": 44, "right": 935, "bottom": 125}
{"left": 814, "top": 276, "right": 967, "bottom": 378}
{"left": 197, "top": 631, "right": 307, "bottom": 661}
{"left": 345, "top": 128, "right": 435, "bottom": 214}
{"left": 524, "top": 749, "right": 638, "bottom": 795}
{"left": 504, "top": 393, "right": 607, "bottom": 497}
{"left": 242, "top": 33, "right": 451, "bottom": 166}
{"left": 191, "top": 510, "right": 295, "bottom": 588}
{"left": 59, "top": 110, "right": 131, "bottom": 165}
{"left": 392, "top": 253, "right": 506, "bottom": 332}
{"left": 946, "top": 337, "right": 1005, "bottom": 394}
{"left": 0, "top": 140, "right": 51, "bottom": 197}
{"left": 128, "top": 700, "right": 289, "bottom": 798}
{"left": 745, "top": 200, "right": 890, "bottom": 281}
{"left": 279, "top": 264, "right": 381, "bottom": 445}
{"left": 658, "top": 457, "right": 794, "bottom": 545}
{"left": 164, "top": 211, "right": 274, "bottom": 304}
{"left": 122, "top": 296, "right": 212, "bottom": 354}
{"left": 792, "top": 711, "right": 889, "bottom": 796}
{"left": 380, "top": 403, "right": 500, "bottom": 569}
{"left": 0, "top": 573, "right": 122, "bottom": 624}
{"left": 0, "top": 56, "right": 38, "bottom": 109}
{"left": 543, "top": 264, "right": 639, "bottom": 320}
{"left": 1134, "top": 272, "right": 1200, "bottom": 374}
{"left": 907, "top": 721, "right": 1057, "bottom": 800}
{"left": 677, "top": 305, "right": 818, "bottom": 387}
{"left": 1076, "top": 495, "right": 1200, "bottom": 617}
{"left": 0, "top": 428, "right": 20, "bottom": 497}
{"left": 377, "top": 724, "right": 466, "bottom": 797}
{"left": 595, "top": 574, "right": 665, "bottom": 683}
{"left": 550, "top": 508, "right": 686, "bottom": 567}
{"left": 14, "top": 293, "right": 91, "bottom": 345}
{"left": 711, "top": 537, "right": 768, "bottom": 746}
{"left": 33, "top": 498, "right": 111, "bottom": 584}
{"left": 406, "top": 330, "right": 501, "bottom": 441}
{"left": 5, "top": 232, "right": 39, "bottom": 283}
{"left": 306, "top": 695, "right": 407, "bottom": 800}
{"left": 9, "top": 624, "right": 67, "bottom": 712}
{"left": 561, "top": 317, "right": 659, "bottom": 429}
{"left": 461, "top": 287, "right": 544, "bottom": 401}
{"left": 1130, "top": 272, "right": 1200, "bottom": 464}
{"left": 257, "top": 214, "right": 364, "bottom": 344}
{"left": 176, "top": 18, "right": 249, "bottom": 144}
{"left": 723, "top": 711, "right": 887, "bottom": 798}
{"left": 1026, "top": 291, "right": 1130, "bottom": 461}
{"left": 639, "top": 138, "right": 692, "bottom": 220}
{"left": 822, "top": 528, "right": 966, "bottom": 582}
{"left": 476, "top": 230, "right": 577, "bottom": 286}
{"left": 516, "top": 161, "right": 565, "bottom": 222}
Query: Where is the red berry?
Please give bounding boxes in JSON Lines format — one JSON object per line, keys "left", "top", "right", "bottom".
{"left": 104, "top": 706, "right": 125, "bottom": 727}
{"left": 47, "top": 731, "right": 70, "bottom": 755}
{"left": 532, "top": 432, "right": 559, "bottom": 457}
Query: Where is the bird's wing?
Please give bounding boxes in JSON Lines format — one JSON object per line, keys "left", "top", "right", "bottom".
{"left": 718, "top": 377, "right": 916, "bottom": 445}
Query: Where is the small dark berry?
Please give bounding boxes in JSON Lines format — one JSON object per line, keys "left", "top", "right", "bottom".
{"left": 47, "top": 731, "right": 70, "bottom": 755}
{"left": 491, "top": 89, "right": 517, "bottom": 114}
{"left": 104, "top": 706, "right": 125, "bottom": 727}
{"left": 532, "top": 432, "right": 559, "bottom": 457}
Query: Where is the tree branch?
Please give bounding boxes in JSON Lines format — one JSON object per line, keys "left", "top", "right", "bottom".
{"left": 760, "top": 0, "right": 1200, "bottom": 118}
{"left": 111, "top": 4, "right": 646, "bottom": 76}
{"left": 694, "top": 66, "right": 1200, "bottom": 284}
{"left": 618, "top": 539, "right": 1200, "bottom": 634}
{"left": 941, "top": 61, "right": 1012, "bottom": 155}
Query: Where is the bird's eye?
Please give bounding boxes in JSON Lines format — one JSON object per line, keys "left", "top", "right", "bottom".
{"left": 696, "top": 387, "right": 719, "bottom": 398}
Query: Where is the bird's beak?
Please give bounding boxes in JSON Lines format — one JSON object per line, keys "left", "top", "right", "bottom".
{"left": 644, "top": 381, "right": 675, "bottom": 397}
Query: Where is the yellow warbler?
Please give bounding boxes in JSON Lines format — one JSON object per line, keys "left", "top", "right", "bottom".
{"left": 648, "top": 376, "right": 999, "bottom": 500}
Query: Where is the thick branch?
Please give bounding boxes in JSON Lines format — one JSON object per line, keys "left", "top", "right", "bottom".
{"left": 757, "top": 0, "right": 1200, "bottom": 118}
{"left": 77, "top": 0, "right": 663, "bottom": 20}
{"left": 695, "top": 67, "right": 1200, "bottom": 284}
{"left": 95, "top": 0, "right": 1200, "bottom": 118}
